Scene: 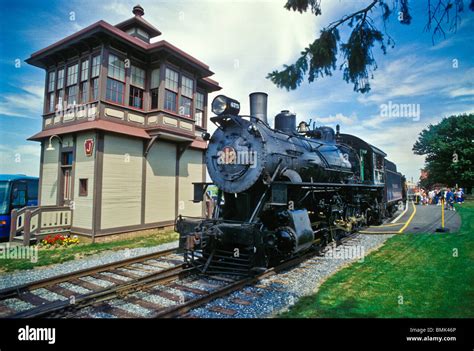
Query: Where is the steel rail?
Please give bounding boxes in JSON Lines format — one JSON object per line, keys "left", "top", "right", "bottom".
{"left": 6, "top": 233, "right": 360, "bottom": 319}
{"left": 9, "top": 263, "right": 193, "bottom": 318}
{"left": 153, "top": 233, "right": 359, "bottom": 318}
{"left": 0, "top": 247, "right": 178, "bottom": 301}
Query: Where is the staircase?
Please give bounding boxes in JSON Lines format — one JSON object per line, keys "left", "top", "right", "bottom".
{"left": 9, "top": 206, "right": 73, "bottom": 246}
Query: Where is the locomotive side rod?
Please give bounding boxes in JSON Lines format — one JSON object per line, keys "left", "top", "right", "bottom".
{"left": 275, "top": 181, "right": 385, "bottom": 188}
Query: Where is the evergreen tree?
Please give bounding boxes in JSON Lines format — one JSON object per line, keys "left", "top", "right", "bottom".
{"left": 268, "top": 0, "right": 473, "bottom": 93}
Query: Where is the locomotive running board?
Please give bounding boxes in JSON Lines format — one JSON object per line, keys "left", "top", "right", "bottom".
{"left": 274, "top": 181, "right": 385, "bottom": 188}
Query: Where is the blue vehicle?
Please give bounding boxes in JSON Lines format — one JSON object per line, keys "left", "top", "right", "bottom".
{"left": 0, "top": 175, "right": 39, "bottom": 240}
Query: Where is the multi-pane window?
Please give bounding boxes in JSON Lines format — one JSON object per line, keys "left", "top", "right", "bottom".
{"left": 46, "top": 56, "right": 96, "bottom": 112}
{"left": 129, "top": 65, "right": 145, "bottom": 109}
{"left": 91, "top": 78, "right": 99, "bottom": 100}
{"left": 80, "top": 81, "right": 89, "bottom": 104}
{"left": 165, "top": 68, "right": 179, "bottom": 91}
{"left": 66, "top": 64, "right": 78, "bottom": 86}
{"left": 57, "top": 89, "right": 64, "bottom": 110}
{"left": 181, "top": 76, "right": 193, "bottom": 97}
{"left": 179, "top": 76, "right": 193, "bottom": 117}
{"left": 57, "top": 68, "right": 65, "bottom": 89}
{"left": 165, "top": 90, "right": 177, "bottom": 112}
{"left": 67, "top": 86, "right": 77, "bottom": 105}
{"left": 164, "top": 68, "right": 178, "bottom": 112}
{"left": 56, "top": 68, "right": 64, "bottom": 110}
{"left": 48, "top": 92, "right": 55, "bottom": 112}
{"left": 91, "top": 55, "right": 101, "bottom": 78}
{"left": 80, "top": 59, "right": 89, "bottom": 81}
{"left": 195, "top": 92, "right": 205, "bottom": 127}
{"left": 65, "top": 64, "right": 78, "bottom": 106}
{"left": 106, "top": 54, "right": 125, "bottom": 104}
{"left": 130, "top": 65, "right": 145, "bottom": 88}
{"left": 150, "top": 68, "right": 160, "bottom": 109}
{"left": 106, "top": 78, "right": 124, "bottom": 104}
{"left": 129, "top": 86, "right": 144, "bottom": 109}
{"left": 136, "top": 28, "right": 150, "bottom": 39}
{"left": 108, "top": 54, "right": 125, "bottom": 81}
{"left": 47, "top": 71, "right": 56, "bottom": 112}
{"left": 48, "top": 71, "right": 55, "bottom": 92}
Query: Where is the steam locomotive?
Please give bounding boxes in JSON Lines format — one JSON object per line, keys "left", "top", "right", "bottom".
{"left": 176, "top": 92, "right": 405, "bottom": 275}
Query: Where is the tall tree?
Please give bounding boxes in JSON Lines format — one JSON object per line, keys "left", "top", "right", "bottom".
{"left": 413, "top": 114, "right": 474, "bottom": 191}
{"left": 268, "top": 0, "right": 474, "bottom": 93}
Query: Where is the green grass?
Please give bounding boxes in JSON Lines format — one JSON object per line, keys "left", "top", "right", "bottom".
{"left": 281, "top": 201, "right": 474, "bottom": 318}
{"left": 0, "top": 230, "right": 178, "bottom": 273}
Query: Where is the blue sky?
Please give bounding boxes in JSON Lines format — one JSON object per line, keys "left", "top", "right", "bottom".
{"left": 0, "top": 0, "right": 473, "bottom": 182}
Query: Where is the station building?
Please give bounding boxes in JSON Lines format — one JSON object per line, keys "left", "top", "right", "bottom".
{"left": 24, "top": 5, "right": 220, "bottom": 241}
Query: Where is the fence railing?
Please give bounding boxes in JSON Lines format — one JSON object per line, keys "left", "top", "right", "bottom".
{"left": 9, "top": 206, "right": 73, "bottom": 245}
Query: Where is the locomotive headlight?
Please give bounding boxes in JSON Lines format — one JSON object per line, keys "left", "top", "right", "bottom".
{"left": 211, "top": 95, "right": 240, "bottom": 116}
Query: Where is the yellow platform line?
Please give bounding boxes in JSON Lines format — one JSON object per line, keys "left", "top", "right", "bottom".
{"left": 359, "top": 231, "right": 400, "bottom": 235}
{"left": 391, "top": 199, "right": 409, "bottom": 223}
{"left": 372, "top": 222, "right": 406, "bottom": 228}
{"left": 398, "top": 201, "right": 416, "bottom": 234}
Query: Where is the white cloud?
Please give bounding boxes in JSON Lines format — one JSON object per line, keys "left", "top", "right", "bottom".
{"left": 447, "top": 87, "right": 474, "bottom": 98}
{"left": 358, "top": 55, "right": 474, "bottom": 105}
{"left": 0, "top": 84, "right": 44, "bottom": 119}
{"left": 93, "top": 0, "right": 352, "bottom": 134}
{"left": 313, "top": 113, "right": 358, "bottom": 125}
{"left": 0, "top": 143, "right": 41, "bottom": 176}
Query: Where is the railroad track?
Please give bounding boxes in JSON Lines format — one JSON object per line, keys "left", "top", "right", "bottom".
{"left": 0, "top": 247, "right": 182, "bottom": 318}
{"left": 1, "top": 233, "right": 362, "bottom": 318}
{"left": 152, "top": 232, "right": 362, "bottom": 318}
{"left": 80, "top": 232, "right": 362, "bottom": 319}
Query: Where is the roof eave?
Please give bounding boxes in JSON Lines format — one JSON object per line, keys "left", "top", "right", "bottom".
{"left": 115, "top": 16, "right": 162, "bottom": 37}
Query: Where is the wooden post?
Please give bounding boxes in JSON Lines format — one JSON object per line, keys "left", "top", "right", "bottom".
{"left": 23, "top": 210, "right": 31, "bottom": 246}
{"left": 9, "top": 209, "right": 18, "bottom": 242}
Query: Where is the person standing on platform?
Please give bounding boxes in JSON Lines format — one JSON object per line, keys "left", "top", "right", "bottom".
{"left": 429, "top": 190, "right": 435, "bottom": 205}
{"left": 434, "top": 188, "right": 440, "bottom": 205}
{"left": 456, "top": 188, "right": 464, "bottom": 204}
{"left": 445, "top": 188, "right": 455, "bottom": 211}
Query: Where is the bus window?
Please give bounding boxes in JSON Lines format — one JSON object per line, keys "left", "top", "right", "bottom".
{"left": 11, "top": 182, "right": 27, "bottom": 209}
{"left": 27, "top": 180, "right": 38, "bottom": 201}
{"left": 0, "top": 181, "right": 9, "bottom": 215}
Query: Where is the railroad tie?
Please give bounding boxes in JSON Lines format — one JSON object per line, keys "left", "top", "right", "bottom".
{"left": 17, "top": 291, "right": 50, "bottom": 306}
{"left": 169, "top": 283, "right": 208, "bottom": 296}
{"left": 231, "top": 298, "right": 252, "bottom": 306}
{"left": 207, "top": 305, "right": 237, "bottom": 316}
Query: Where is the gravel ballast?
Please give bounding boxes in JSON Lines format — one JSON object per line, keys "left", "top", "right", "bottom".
{"left": 0, "top": 241, "right": 179, "bottom": 290}
{"left": 189, "top": 233, "right": 394, "bottom": 318}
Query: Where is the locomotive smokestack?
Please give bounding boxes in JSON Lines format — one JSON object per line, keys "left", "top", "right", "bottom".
{"left": 249, "top": 92, "right": 268, "bottom": 124}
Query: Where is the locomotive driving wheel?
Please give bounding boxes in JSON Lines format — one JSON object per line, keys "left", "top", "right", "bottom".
{"left": 329, "top": 211, "right": 346, "bottom": 244}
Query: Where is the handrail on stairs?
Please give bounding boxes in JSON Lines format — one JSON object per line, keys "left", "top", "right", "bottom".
{"left": 9, "top": 205, "right": 73, "bottom": 246}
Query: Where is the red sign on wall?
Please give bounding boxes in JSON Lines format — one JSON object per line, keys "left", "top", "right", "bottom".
{"left": 84, "top": 139, "right": 94, "bottom": 157}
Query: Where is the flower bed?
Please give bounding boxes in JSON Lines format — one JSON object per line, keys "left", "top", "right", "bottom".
{"left": 40, "top": 234, "right": 80, "bottom": 247}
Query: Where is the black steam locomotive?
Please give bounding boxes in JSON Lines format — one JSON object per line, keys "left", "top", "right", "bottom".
{"left": 176, "top": 92, "right": 405, "bottom": 275}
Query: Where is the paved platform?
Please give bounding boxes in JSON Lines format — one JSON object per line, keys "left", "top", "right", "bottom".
{"left": 359, "top": 201, "right": 461, "bottom": 235}
{"left": 405, "top": 204, "right": 461, "bottom": 234}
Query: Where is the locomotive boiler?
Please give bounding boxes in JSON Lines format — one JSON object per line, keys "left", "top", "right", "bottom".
{"left": 176, "top": 92, "right": 404, "bottom": 275}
